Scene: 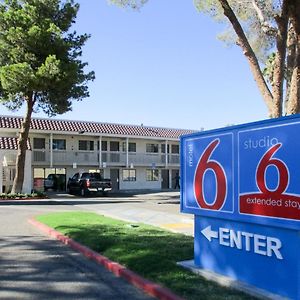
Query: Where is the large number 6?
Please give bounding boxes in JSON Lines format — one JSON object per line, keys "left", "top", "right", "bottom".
{"left": 256, "top": 143, "right": 289, "bottom": 194}
{"left": 194, "top": 139, "right": 227, "bottom": 210}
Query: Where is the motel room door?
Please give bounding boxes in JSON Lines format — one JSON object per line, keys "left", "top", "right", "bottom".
{"left": 161, "top": 169, "right": 169, "bottom": 189}
{"left": 110, "top": 169, "right": 119, "bottom": 191}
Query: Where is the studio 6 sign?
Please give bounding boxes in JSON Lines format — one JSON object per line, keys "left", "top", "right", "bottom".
{"left": 182, "top": 133, "right": 234, "bottom": 215}
{"left": 239, "top": 128, "right": 300, "bottom": 222}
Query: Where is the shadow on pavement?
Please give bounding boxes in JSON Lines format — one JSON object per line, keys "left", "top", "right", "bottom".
{"left": 0, "top": 235, "right": 153, "bottom": 300}
{"left": 157, "top": 200, "right": 180, "bottom": 205}
{"left": 0, "top": 199, "right": 144, "bottom": 206}
{"left": 0, "top": 200, "right": 66, "bottom": 206}
{"left": 46, "top": 190, "right": 180, "bottom": 199}
{"left": 59, "top": 200, "right": 144, "bottom": 205}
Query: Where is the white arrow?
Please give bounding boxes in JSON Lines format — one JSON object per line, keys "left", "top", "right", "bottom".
{"left": 201, "top": 226, "right": 219, "bottom": 242}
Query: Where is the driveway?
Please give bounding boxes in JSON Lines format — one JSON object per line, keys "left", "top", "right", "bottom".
{"left": 0, "top": 202, "right": 154, "bottom": 300}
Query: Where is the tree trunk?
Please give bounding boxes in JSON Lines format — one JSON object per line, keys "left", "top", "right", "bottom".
{"left": 286, "top": 54, "right": 300, "bottom": 114}
{"left": 286, "top": 0, "right": 300, "bottom": 114}
{"left": 285, "top": 23, "right": 296, "bottom": 112}
{"left": 217, "top": 0, "right": 276, "bottom": 117}
{"left": 11, "top": 95, "right": 34, "bottom": 194}
{"left": 272, "top": 0, "right": 289, "bottom": 116}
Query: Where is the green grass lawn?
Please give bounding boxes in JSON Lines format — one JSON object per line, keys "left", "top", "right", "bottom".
{"left": 36, "top": 212, "right": 256, "bottom": 300}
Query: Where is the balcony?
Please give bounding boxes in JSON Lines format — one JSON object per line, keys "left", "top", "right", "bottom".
{"left": 32, "top": 150, "right": 180, "bottom": 167}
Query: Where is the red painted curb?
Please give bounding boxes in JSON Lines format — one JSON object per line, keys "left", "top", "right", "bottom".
{"left": 28, "top": 218, "right": 185, "bottom": 300}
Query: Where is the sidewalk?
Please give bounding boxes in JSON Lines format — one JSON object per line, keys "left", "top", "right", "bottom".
{"left": 46, "top": 190, "right": 194, "bottom": 236}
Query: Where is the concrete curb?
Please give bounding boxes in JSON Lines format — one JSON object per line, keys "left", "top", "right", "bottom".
{"left": 0, "top": 197, "right": 47, "bottom": 200}
{"left": 28, "top": 218, "right": 184, "bottom": 300}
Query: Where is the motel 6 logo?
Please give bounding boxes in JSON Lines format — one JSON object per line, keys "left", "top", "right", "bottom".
{"left": 194, "top": 139, "right": 227, "bottom": 210}
{"left": 189, "top": 134, "right": 234, "bottom": 213}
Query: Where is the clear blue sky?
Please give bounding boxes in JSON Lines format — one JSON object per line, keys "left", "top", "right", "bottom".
{"left": 0, "top": 0, "right": 269, "bottom": 131}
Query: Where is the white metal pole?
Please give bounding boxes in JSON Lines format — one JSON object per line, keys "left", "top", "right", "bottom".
{"left": 126, "top": 137, "right": 129, "bottom": 168}
{"left": 50, "top": 133, "right": 53, "bottom": 168}
{"left": 99, "top": 136, "right": 102, "bottom": 169}
{"left": 165, "top": 140, "right": 168, "bottom": 167}
{"left": 0, "top": 153, "right": 3, "bottom": 193}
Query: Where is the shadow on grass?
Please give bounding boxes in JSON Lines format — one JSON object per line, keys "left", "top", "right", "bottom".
{"left": 42, "top": 215, "right": 256, "bottom": 300}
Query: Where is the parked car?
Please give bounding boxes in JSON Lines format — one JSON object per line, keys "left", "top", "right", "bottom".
{"left": 67, "top": 172, "right": 112, "bottom": 196}
{"left": 44, "top": 174, "right": 66, "bottom": 191}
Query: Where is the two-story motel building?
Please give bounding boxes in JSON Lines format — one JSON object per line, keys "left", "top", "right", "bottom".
{"left": 0, "top": 115, "right": 196, "bottom": 193}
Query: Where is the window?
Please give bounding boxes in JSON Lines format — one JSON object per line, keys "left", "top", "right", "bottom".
{"left": 122, "top": 169, "right": 136, "bottom": 181}
{"left": 33, "top": 168, "right": 44, "bottom": 178}
{"left": 79, "top": 140, "right": 94, "bottom": 151}
{"left": 81, "top": 172, "right": 103, "bottom": 180}
{"left": 89, "top": 169, "right": 104, "bottom": 176}
{"left": 33, "top": 138, "right": 45, "bottom": 149}
{"left": 171, "top": 144, "right": 179, "bottom": 154}
{"left": 122, "top": 142, "right": 136, "bottom": 152}
{"left": 97, "top": 141, "right": 107, "bottom": 151}
{"left": 146, "top": 143, "right": 158, "bottom": 153}
{"left": 52, "top": 139, "right": 66, "bottom": 150}
{"left": 161, "top": 144, "right": 170, "bottom": 153}
{"left": 72, "top": 173, "right": 79, "bottom": 181}
{"left": 110, "top": 141, "right": 119, "bottom": 151}
{"left": 146, "top": 169, "right": 159, "bottom": 181}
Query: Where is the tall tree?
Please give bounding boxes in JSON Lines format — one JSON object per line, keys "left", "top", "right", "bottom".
{"left": 0, "top": 0, "right": 95, "bottom": 193}
{"left": 111, "top": 0, "right": 300, "bottom": 118}
{"left": 194, "top": 0, "right": 300, "bottom": 118}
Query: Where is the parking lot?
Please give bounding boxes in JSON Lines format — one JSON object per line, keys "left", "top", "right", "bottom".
{"left": 0, "top": 190, "right": 191, "bottom": 299}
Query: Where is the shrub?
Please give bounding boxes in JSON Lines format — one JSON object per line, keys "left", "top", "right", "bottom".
{"left": 0, "top": 192, "right": 47, "bottom": 200}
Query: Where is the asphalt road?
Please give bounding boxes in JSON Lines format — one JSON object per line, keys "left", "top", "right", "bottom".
{"left": 0, "top": 202, "right": 155, "bottom": 300}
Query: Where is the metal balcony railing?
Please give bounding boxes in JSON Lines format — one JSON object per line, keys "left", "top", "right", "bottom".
{"left": 32, "top": 150, "right": 180, "bottom": 167}
{"left": 33, "top": 150, "right": 48, "bottom": 163}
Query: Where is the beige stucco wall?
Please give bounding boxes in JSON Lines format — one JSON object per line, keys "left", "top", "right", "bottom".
{"left": 119, "top": 167, "right": 162, "bottom": 190}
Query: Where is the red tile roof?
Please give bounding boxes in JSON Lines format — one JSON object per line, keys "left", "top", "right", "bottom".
{"left": 0, "top": 137, "right": 31, "bottom": 150}
{"left": 0, "top": 116, "right": 197, "bottom": 139}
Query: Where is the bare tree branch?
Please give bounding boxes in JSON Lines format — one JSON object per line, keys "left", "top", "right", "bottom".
{"left": 251, "top": 0, "right": 277, "bottom": 36}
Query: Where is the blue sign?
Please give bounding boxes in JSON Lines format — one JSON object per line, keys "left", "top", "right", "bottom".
{"left": 194, "top": 216, "right": 299, "bottom": 299}
{"left": 181, "top": 115, "right": 300, "bottom": 299}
